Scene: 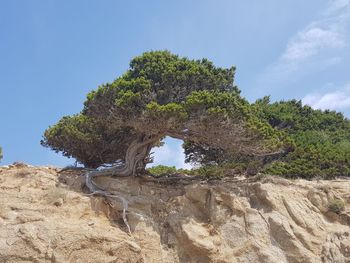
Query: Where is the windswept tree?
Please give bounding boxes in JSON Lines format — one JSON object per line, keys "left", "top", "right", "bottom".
{"left": 42, "top": 51, "right": 286, "bottom": 190}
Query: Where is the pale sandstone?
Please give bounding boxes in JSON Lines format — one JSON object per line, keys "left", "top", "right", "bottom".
{"left": 0, "top": 164, "right": 349, "bottom": 263}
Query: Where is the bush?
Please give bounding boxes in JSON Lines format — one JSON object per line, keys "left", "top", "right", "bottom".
{"left": 255, "top": 99, "right": 350, "bottom": 179}
{"left": 147, "top": 165, "right": 178, "bottom": 177}
{"left": 192, "top": 165, "right": 227, "bottom": 178}
{"left": 147, "top": 164, "right": 232, "bottom": 178}
{"left": 328, "top": 199, "right": 345, "bottom": 214}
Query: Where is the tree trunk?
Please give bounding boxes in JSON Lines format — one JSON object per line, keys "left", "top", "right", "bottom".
{"left": 85, "top": 134, "right": 159, "bottom": 192}
{"left": 83, "top": 134, "right": 160, "bottom": 233}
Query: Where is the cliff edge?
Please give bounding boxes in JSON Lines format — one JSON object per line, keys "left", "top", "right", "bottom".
{"left": 1, "top": 163, "right": 350, "bottom": 263}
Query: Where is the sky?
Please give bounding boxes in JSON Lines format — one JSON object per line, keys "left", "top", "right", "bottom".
{"left": 1, "top": 0, "right": 350, "bottom": 168}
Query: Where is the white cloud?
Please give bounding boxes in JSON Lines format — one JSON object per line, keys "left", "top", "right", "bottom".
{"left": 302, "top": 83, "right": 350, "bottom": 110}
{"left": 281, "top": 26, "right": 345, "bottom": 62}
{"left": 257, "top": 1, "right": 350, "bottom": 85}
{"left": 325, "top": 0, "right": 350, "bottom": 14}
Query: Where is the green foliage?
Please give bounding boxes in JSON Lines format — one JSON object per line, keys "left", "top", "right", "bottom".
{"left": 182, "top": 90, "right": 287, "bottom": 153}
{"left": 184, "top": 141, "right": 228, "bottom": 165}
{"left": 255, "top": 99, "right": 350, "bottom": 179}
{"left": 184, "top": 90, "right": 246, "bottom": 113}
{"left": 147, "top": 165, "right": 178, "bottom": 177}
{"left": 84, "top": 51, "right": 282, "bottom": 150}
{"left": 144, "top": 102, "right": 188, "bottom": 131}
{"left": 43, "top": 51, "right": 350, "bottom": 180}
{"left": 0, "top": 147, "right": 2, "bottom": 161}
{"left": 328, "top": 199, "right": 345, "bottom": 214}
{"left": 192, "top": 165, "right": 228, "bottom": 178}
{"left": 148, "top": 164, "right": 235, "bottom": 178}
{"left": 43, "top": 51, "right": 287, "bottom": 170}
{"left": 187, "top": 96, "right": 350, "bottom": 179}
{"left": 126, "top": 51, "right": 238, "bottom": 104}
{"left": 253, "top": 98, "right": 350, "bottom": 134}
{"left": 147, "top": 162, "right": 264, "bottom": 179}
{"left": 147, "top": 165, "right": 193, "bottom": 177}
{"left": 84, "top": 51, "right": 239, "bottom": 118}
{"left": 41, "top": 114, "right": 138, "bottom": 168}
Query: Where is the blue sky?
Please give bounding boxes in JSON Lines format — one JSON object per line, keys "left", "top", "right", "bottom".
{"left": 1, "top": 0, "right": 350, "bottom": 168}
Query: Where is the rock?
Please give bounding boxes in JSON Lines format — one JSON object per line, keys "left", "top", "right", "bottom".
{"left": 0, "top": 166, "right": 349, "bottom": 262}
{"left": 53, "top": 198, "right": 64, "bottom": 207}
{"left": 340, "top": 212, "right": 350, "bottom": 226}
{"left": 181, "top": 219, "right": 216, "bottom": 253}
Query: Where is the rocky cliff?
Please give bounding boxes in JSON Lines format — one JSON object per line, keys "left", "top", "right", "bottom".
{"left": 0, "top": 163, "right": 350, "bottom": 263}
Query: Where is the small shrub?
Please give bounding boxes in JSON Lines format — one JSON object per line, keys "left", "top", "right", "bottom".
{"left": 192, "top": 165, "right": 227, "bottom": 178}
{"left": 147, "top": 165, "right": 177, "bottom": 177}
{"left": 177, "top": 168, "right": 192, "bottom": 174}
{"left": 328, "top": 199, "right": 345, "bottom": 214}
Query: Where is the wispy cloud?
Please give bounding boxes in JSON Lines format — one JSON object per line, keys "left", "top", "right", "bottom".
{"left": 281, "top": 26, "right": 345, "bottom": 62}
{"left": 258, "top": 0, "right": 350, "bottom": 84}
{"left": 325, "top": 0, "right": 350, "bottom": 14}
{"left": 302, "top": 82, "right": 350, "bottom": 111}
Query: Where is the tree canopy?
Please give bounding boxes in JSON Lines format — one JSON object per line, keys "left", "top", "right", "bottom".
{"left": 255, "top": 98, "right": 350, "bottom": 179}
{"left": 42, "top": 51, "right": 350, "bottom": 180}
{"left": 42, "top": 51, "right": 286, "bottom": 175}
{"left": 186, "top": 97, "right": 350, "bottom": 179}
{"left": 41, "top": 115, "right": 138, "bottom": 168}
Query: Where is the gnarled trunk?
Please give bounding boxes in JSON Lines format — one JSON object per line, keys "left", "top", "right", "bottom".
{"left": 84, "top": 134, "right": 160, "bottom": 233}
{"left": 85, "top": 134, "right": 160, "bottom": 192}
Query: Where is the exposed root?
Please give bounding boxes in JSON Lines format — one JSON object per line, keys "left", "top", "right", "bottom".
{"left": 83, "top": 134, "right": 160, "bottom": 234}
{"left": 85, "top": 171, "right": 132, "bottom": 234}
{"left": 89, "top": 190, "right": 131, "bottom": 234}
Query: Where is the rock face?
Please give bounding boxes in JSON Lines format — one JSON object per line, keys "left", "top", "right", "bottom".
{"left": 0, "top": 164, "right": 350, "bottom": 263}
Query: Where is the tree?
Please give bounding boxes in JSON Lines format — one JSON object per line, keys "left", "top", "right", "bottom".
{"left": 0, "top": 146, "right": 2, "bottom": 161}
{"left": 254, "top": 98, "right": 350, "bottom": 178}
{"left": 43, "top": 51, "right": 286, "bottom": 191}
{"left": 183, "top": 95, "right": 350, "bottom": 179}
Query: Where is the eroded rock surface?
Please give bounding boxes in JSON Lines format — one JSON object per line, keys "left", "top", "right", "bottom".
{"left": 0, "top": 164, "right": 350, "bottom": 263}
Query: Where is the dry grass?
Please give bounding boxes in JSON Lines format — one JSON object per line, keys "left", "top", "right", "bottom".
{"left": 14, "top": 168, "right": 32, "bottom": 178}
